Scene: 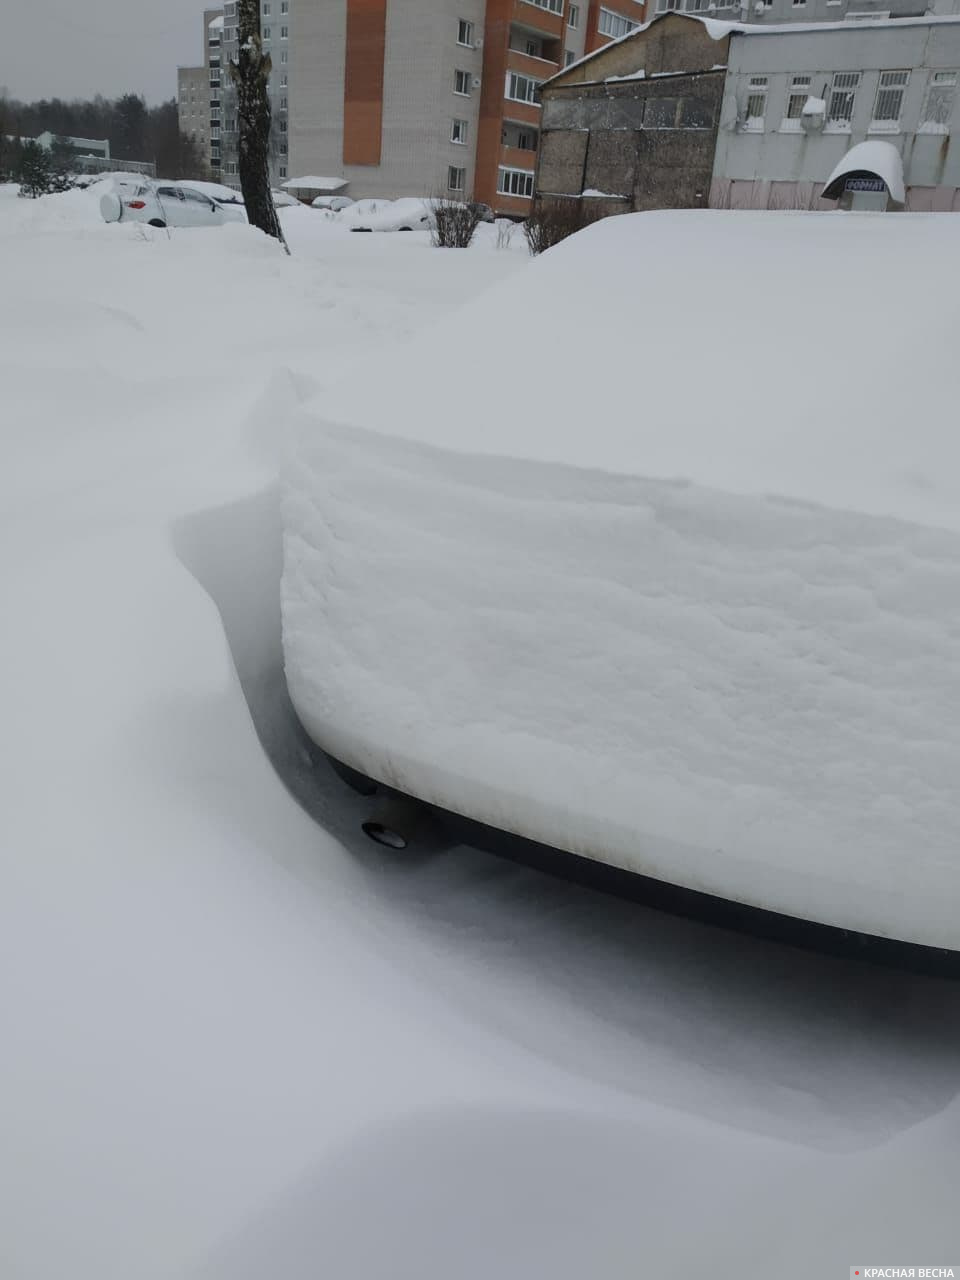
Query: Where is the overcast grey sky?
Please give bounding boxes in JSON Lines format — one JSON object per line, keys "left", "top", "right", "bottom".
{"left": 0, "top": 1, "right": 207, "bottom": 105}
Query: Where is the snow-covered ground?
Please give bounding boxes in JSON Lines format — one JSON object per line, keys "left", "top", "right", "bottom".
{"left": 2, "top": 185, "right": 960, "bottom": 1280}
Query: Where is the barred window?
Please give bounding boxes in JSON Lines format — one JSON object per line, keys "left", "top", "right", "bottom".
{"left": 871, "top": 70, "right": 909, "bottom": 127}
{"left": 744, "top": 76, "right": 768, "bottom": 128}
{"left": 784, "top": 74, "right": 811, "bottom": 120}
{"left": 827, "top": 71, "right": 860, "bottom": 125}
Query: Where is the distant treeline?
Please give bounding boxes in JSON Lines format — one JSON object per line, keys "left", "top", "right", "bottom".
{"left": 0, "top": 92, "right": 207, "bottom": 179}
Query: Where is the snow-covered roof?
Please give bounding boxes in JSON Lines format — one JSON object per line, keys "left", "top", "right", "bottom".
{"left": 281, "top": 176, "right": 348, "bottom": 192}
{"left": 822, "top": 140, "right": 906, "bottom": 203}
{"left": 546, "top": 10, "right": 960, "bottom": 86}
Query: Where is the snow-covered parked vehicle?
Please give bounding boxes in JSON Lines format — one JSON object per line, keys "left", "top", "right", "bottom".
{"left": 311, "top": 195, "right": 355, "bottom": 212}
{"left": 340, "top": 197, "right": 436, "bottom": 232}
{"left": 100, "top": 180, "right": 247, "bottom": 229}
{"left": 281, "top": 210, "right": 960, "bottom": 958}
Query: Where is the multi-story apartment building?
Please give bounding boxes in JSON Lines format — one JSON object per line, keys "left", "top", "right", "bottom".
{"left": 177, "top": 8, "right": 225, "bottom": 175}
{"left": 218, "top": 0, "right": 292, "bottom": 189}
{"left": 289, "top": 0, "right": 655, "bottom": 217}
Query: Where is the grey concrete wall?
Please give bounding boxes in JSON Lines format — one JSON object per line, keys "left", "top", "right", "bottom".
{"left": 538, "top": 72, "right": 723, "bottom": 207}
{"left": 714, "top": 20, "right": 960, "bottom": 193}
{"left": 290, "top": 0, "right": 486, "bottom": 199}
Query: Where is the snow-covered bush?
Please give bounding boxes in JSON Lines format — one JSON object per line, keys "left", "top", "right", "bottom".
{"left": 429, "top": 196, "right": 482, "bottom": 249}
{"left": 523, "top": 196, "right": 599, "bottom": 256}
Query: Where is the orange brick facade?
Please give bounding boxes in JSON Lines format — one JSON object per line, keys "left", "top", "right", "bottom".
{"left": 343, "top": 0, "right": 388, "bottom": 165}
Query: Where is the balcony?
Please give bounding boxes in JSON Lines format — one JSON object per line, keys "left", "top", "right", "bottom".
{"left": 505, "top": 47, "right": 559, "bottom": 80}
{"left": 512, "top": 0, "right": 564, "bottom": 38}
{"left": 502, "top": 95, "right": 542, "bottom": 128}
{"left": 500, "top": 143, "right": 539, "bottom": 170}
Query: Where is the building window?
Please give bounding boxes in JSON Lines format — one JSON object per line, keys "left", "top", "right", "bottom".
{"left": 827, "top": 71, "right": 860, "bottom": 128}
{"left": 870, "top": 69, "right": 909, "bottom": 131}
{"left": 448, "top": 165, "right": 466, "bottom": 191}
{"left": 792, "top": 0, "right": 806, "bottom": 6}
{"left": 516, "top": 129, "right": 536, "bottom": 148}
{"left": 280, "top": 96, "right": 287, "bottom": 108}
{"left": 451, "top": 118, "right": 468, "bottom": 144}
{"left": 564, "top": 50, "right": 576, "bottom": 65}
{"left": 497, "top": 167, "right": 534, "bottom": 197}
{"left": 280, "top": 142, "right": 287, "bottom": 154}
{"left": 568, "top": 3, "right": 580, "bottom": 25}
{"left": 263, "top": 26, "right": 270, "bottom": 37}
{"left": 280, "top": 165, "right": 287, "bottom": 177}
{"left": 210, "top": 126, "right": 220, "bottom": 139}
{"left": 526, "top": 0, "right": 563, "bottom": 12}
{"left": 280, "top": 73, "right": 287, "bottom": 85}
{"left": 743, "top": 75, "right": 768, "bottom": 129}
{"left": 263, "top": 1, "right": 270, "bottom": 12}
{"left": 281, "top": 50, "right": 287, "bottom": 62}
{"left": 525, "top": 37, "right": 542, "bottom": 56}
{"left": 506, "top": 71, "right": 542, "bottom": 103}
{"left": 281, "top": 0, "right": 288, "bottom": 10}
{"left": 278, "top": 118, "right": 287, "bottom": 132}
{"left": 920, "top": 69, "right": 958, "bottom": 131}
{"left": 281, "top": 25, "right": 288, "bottom": 37}
{"left": 598, "top": 7, "right": 640, "bottom": 36}
{"left": 656, "top": 0, "right": 682, "bottom": 11}
{"left": 454, "top": 69, "right": 471, "bottom": 95}
{"left": 782, "top": 74, "right": 811, "bottom": 128}
{"left": 457, "top": 19, "right": 474, "bottom": 45}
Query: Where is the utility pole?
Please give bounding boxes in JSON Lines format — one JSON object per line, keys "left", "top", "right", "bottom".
{"left": 230, "top": 0, "right": 289, "bottom": 252}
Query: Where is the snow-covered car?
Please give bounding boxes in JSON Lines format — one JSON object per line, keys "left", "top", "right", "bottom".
{"left": 99, "top": 180, "right": 247, "bottom": 228}
{"left": 272, "top": 189, "right": 301, "bottom": 208}
{"left": 281, "top": 209, "right": 960, "bottom": 957}
{"left": 342, "top": 197, "right": 436, "bottom": 232}
{"left": 311, "top": 195, "right": 355, "bottom": 211}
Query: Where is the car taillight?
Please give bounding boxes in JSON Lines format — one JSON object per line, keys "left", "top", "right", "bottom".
{"left": 127, "top": 200, "right": 146, "bottom": 209}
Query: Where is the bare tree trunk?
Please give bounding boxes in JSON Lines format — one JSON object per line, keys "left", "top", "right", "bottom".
{"left": 230, "top": 0, "right": 289, "bottom": 253}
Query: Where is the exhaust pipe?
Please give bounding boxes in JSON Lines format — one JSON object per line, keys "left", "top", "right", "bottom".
{"left": 362, "top": 793, "right": 427, "bottom": 850}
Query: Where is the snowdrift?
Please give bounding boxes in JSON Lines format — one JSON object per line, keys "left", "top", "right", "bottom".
{"left": 282, "top": 211, "right": 960, "bottom": 950}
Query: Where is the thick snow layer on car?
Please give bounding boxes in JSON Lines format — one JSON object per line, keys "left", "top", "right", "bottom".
{"left": 6, "top": 183, "right": 960, "bottom": 1280}
{"left": 283, "top": 210, "right": 960, "bottom": 948}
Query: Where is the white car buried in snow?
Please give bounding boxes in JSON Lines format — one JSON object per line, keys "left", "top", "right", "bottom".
{"left": 100, "top": 180, "right": 247, "bottom": 229}
{"left": 281, "top": 210, "right": 960, "bottom": 961}
{"left": 339, "top": 198, "right": 436, "bottom": 232}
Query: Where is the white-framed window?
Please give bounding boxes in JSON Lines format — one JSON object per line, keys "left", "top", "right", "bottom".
{"left": 568, "top": 2, "right": 580, "bottom": 25}
{"left": 457, "top": 18, "right": 474, "bottom": 45}
{"left": 263, "top": 26, "right": 270, "bottom": 38}
{"left": 656, "top": 0, "right": 682, "bottom": 11}
{"left": 919, "top": 69, "right": 958, "bottom": 132}
{"left": 827, "top": 70, "right": 860, "bottom": 129}
{"left": 281, "top": 0, "right": 288, "bottom": 11}
{"left": 781, "top": 74, "right": 811, "bottom": 129}
{"left": 497, "top": 166, "right": 535, "bottom": 197}
{"left": 281, "top": 25, "right": 288, "bottom": 37}
{"left": 524, "top": 37, "right": 542, "bottom": 56}
{"left": 263, "top": 2, "right": 270, "bottom": 12}
{"left": 564, "top": 50, "right": 576, "bottom": 65}
{"left": 451, "top": 118, "right": 468, "bottom": 144}
{"left": 525, "top": 0, "right": 563, "bottom": 12}
{"left": 870, "top": 69, "right": 909, "bottom": 131}
{"left": 210, "top": 126, "right": 220, "bottom": 138}
{"left": 454, "top": 68, "right": 471, "bottom": 95}
{"left": 598, "top": 7, "right": 640, "bottom": 36}
{"left": 743, "top": 75, "right": 768, "bottom": 129}
{"left": 448, "top": 165, "right": 466, "bottom": 191}
{"left": 226, "top": 161, "right": 238, "bottom": 175}
{"left": 506, "top": 71, "right": 542, "bottom": 103}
